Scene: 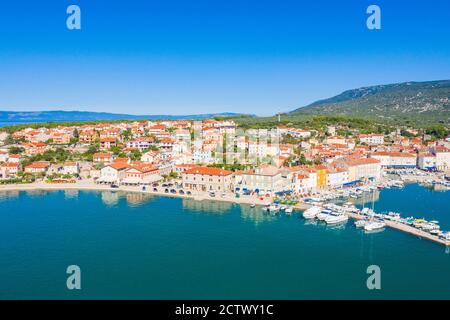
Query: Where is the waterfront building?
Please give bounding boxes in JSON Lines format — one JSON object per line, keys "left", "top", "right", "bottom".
{"left": 335, "top": 157, "right": 381, "bottom": 183}
{"left": 370, "top": 151, "right": 417, "bottom": 169}
{"left": 61, "top": 162, "right": 80, "bottom": 175}
{"left": 0, "top": 162, "right": 21, "bottom": 179}
{"left": 182, "top": 166, "right": 234, "bottom": 192}
{"left": 431, "top": 146, "right": 450, "bottom": 171}
{"left": 239, "top": 165, "right": 292, "bottom": 194}
{"left": 326, "top": 167, "right": 349, "bottom": 188}
{"left": 98, "top": 162, "right": 129, "bottom": 184}
{"left": 417, "top": 153, "right": 437, "bottom": 171}
{"left": 122, "top": 163, "right": 162, "bottom": 185}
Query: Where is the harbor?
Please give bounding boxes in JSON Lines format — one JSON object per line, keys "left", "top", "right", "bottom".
{"left": 1, "top": 184, "right": 450, "bottom": 299}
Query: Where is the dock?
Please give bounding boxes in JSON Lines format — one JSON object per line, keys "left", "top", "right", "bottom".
{"left": 345, "top": 212, "right": 450, "bottom": 247}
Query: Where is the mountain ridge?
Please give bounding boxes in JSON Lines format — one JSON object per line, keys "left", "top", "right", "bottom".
{"left": 290, "top": 80, "right": 450, "bottom": 124}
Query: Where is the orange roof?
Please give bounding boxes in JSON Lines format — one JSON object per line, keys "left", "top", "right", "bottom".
{"left": 26, "top": 161, "right": 50, "bottom": 169}
{"left": 184, "top": 166, "right": 232, "bottom": 176}
{"left": 93, "top": 152, "right": 113, "bottom": 158}
{"left": 0, "top": 162, "right": 20, "bottom": 168}
{"left": 345, "top": 158, "right": 380, "bottom": 166}
{"left": 371, "top": 152, "right": 416, "bottom": 158}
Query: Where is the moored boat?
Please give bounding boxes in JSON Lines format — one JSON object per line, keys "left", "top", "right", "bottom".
{"left": 302, "top": 206, "right": 321, "bottom": 219}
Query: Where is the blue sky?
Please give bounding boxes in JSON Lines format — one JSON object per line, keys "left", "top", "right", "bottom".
{"left": 0, "top": 0, "right": 449, "bottom": 116}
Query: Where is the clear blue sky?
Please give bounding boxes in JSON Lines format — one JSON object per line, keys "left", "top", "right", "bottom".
{"left": 0, "top": 0, "right": 449, "bottom": 116}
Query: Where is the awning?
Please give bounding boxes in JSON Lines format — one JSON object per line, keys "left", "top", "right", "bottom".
{"left": 96, "top": 177, "right": 116, "bottom": 183}
{"left": 343, "top": 180, "right": 362, "bottom": 187}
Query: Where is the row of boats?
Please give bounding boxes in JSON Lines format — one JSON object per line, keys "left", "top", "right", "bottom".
{"left": 259, "top": 203, "right": 294, "bottom": 214}
{"left": 302, "top": 202, "right": 450, "bottom": 240}
{"left": 302, "top": 205, "right": 384, "bottom": 231}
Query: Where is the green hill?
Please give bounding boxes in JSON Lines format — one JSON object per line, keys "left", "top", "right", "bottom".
{"left": 290, "top": 80, "right": 450, "bottom": 125}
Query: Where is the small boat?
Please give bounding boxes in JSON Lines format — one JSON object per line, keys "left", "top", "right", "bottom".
{"left": 250, "top": 203, "right": 256, "bottom": 208}
{"left": 285, "top": 206, "right": 293, "bottom": 214}
{"left": 325, "top": 214, "right": 348, "bottom": 225}
{"left": 364, "top": 221, "right": 386, "bottom": 232}
{"left": 317, "top": 211, "right": 331, "bottom": 221}
{"left": 355, "top": 220, "right": 368, "bottom": 228}
{"left": 280, "top": 206, "right": 286, "bottom": 211}
{"left": 302, "top": 206, "right": 321, "bottom": 219}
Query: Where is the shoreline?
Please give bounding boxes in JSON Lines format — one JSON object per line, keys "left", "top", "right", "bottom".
{"left": 0, "top": 180, "right": 313, "bottom": 209}
{"left": 1, "top": 181, "right": 448, "bottom": 246}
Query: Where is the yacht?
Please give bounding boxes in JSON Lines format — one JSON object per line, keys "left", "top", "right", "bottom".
{"left": 355, "top": 220, "right": 368, "bottom": 228}
{"left": 364, "top": 221, "right": 386, "bottom": 232}
{"left": 317, "top": 209, "right": 332, "bottom": 221}
{"left": 325, "top": 214, "right": 348, "bottom": 224}
{"left": 302, "top": 206, "right": 322, "bottom": 219}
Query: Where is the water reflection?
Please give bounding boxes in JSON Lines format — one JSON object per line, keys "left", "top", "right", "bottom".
{"left": 240, "top": 205, "right": 278, "bottom": 226}
{"left": 101, "top": 191, "right": 120, "bottom": 206}
{"left": 99, "top": 190, "right": 156, "bottom": 207}
{"left": 0, "top": 190, "right": 20, "bottom": 201}
{"left": 182, "top": 198, "right": 232, "bottom": 214}
{"left": 64, "top": 189, "right": 79, "bottom": 199}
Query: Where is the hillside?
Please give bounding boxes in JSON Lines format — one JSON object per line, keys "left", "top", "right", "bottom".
{"left": 290, "top": 80, "right": 450, "bottom": 125}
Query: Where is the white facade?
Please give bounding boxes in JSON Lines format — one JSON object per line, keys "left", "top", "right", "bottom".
{"left": 417, "top": 154, "right": 437, "bottom": 170}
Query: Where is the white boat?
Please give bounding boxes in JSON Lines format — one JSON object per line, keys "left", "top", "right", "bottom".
{"left": 355, "top": 220, "right": 368, "bottom": 228}
{"left": 250, "top": 203, "right": 256, "bottom": 208}
{"left": 317, "top": 211, "right": 331, "bottom": 221}
{"left": 302, "top": 206, "right": 321, "bottom": 219}
{"left": 280, "top": 206, "right": 286, "bottom": 211}
{"left": 285, "top": 206, "right": 293, "bottom": 214}
{"left": 364, "top": 221, "right": 386, "bottom": 232}
{"left": 268, "top": 205, "right": 279, "bottom": 213}
{"left": 325, "top": 214, "right": 348, "bottom": 224}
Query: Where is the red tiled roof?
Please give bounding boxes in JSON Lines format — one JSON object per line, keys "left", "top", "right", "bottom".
{"left": 184, "top": 166, "right": 232, "bottom": 176}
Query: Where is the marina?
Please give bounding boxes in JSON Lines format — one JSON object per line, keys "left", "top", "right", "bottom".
{"left": 1, "top": 184, "right": 450, "bottom": 299}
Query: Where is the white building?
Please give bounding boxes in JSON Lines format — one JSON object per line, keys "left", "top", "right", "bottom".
{"left": 98, "top": 163, "right": 129, "bottom": 184}
{"left": 61, "top": 162, "right": 80, "bottom": 175}
{"left": 370, "top": 152, "right": 417, "bottom": 169}
{"left": 417, "top": 154, "right": 437, "bottom": 171}
{"left": 359, "top": 134, "right": 384, "bottom": 145}
{"left": 326, "top": 168, "right": 349, "bottom": 188}
{"left": 239, "top": 165, "right": 292, "bottom": 194}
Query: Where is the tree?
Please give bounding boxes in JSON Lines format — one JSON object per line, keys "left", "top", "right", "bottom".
{"left": 9, "top": 146, "right": 24, "bottom": 154}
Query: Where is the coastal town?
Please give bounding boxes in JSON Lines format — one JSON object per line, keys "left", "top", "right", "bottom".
{"left": 1, "top": 118, "right": 450, "bottom": 244}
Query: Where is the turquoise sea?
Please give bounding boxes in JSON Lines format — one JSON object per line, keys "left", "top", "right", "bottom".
{"left": 0, "top": 184, "right": 449, "bottom": 299}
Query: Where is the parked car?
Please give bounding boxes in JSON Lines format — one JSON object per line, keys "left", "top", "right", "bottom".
{"left": 209, "top": 192, "right": 216, "bottom": 197}
{"left": 170, "top": 189, "right": 176, "bottom": 194}
{"left": 179, "top": 190, "right": 185, "bottom": 195}
{"left": 164, "top": 188, "right": 169, "bottom": 193}
{"left": 186, "top": 191, "right": 192, "bottom": 195}
{"left": 111, "top": 184, "right": 119, "bottom": 189}
{"left": 153, "top": 188, "right": 158, "bottom": 192}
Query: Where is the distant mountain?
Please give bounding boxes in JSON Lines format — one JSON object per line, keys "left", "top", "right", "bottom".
{"left": 0, "top": 110, "right": 249, "bottom": 124}
{"left": 290, "top": 80, "right": 450, "bottom": 125}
